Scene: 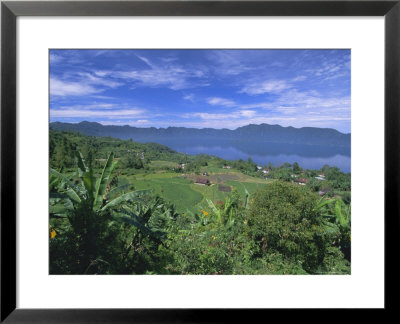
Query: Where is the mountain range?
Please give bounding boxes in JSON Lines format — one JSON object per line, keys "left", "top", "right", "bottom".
{"left": 50, "top": 121, "right": 351, "bottom": 148}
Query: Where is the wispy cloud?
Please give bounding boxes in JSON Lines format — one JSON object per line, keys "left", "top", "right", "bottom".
{"left": 184, "top": 110, "right": 257, "bottom": 122}
{"left": 184, "top": 112, "right": 229, "bottom": 120}
{"left": 183, "top": 93, "right": 195, "bottom": 103}
{"left": 50, "top": 107, "right": 147, "bottom": 119}
{"left": 56, "top": 103, "right": 118, "bottom": 110}
{"left": 50, "top": 78, "right": 101, "bottom": 97}
{"left": 49, "top": 49, "right": 351, "bottom": 132}
{"left": 292, "top": 75, "right": 307, "bottom": 82}
{"left": 179, "top": 112, "right": 348, "bottom": 131}
{"left": 206, "top": 50, "right": 255, "bottom": 76}
{"left": 207, "top": 97, "right": 236, "bottom": 107}
{"left": 50, "top": 69, "right": 123, "bottom": 97}
{"left": 239, "top": 110, "right": 257, "bottom": 118}
{"left": 96, "top": 55, "right": 209, "bottom": 90}
{"left": 98, "top": 119, "right": 151, "bottom": 126}
{"left": 240, "top": 80, "right": 292, "bottom": 95}
{"left": 305, "top": 55, "right": 350, "bottom": 81}
{"left": 75, "top": 72, "right": 122, "bottom": 88}
{"left": 185, "top": 87, "right": 350, "bottom": 130}
{"left": 49, "top": 53, "right": 63, "bottom": 64}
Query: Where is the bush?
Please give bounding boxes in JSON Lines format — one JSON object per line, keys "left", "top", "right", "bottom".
{"left": 247, "top": 181, "right": 328, "bottom": 273}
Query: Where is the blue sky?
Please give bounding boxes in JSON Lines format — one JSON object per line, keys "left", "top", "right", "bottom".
{"left": 50, "top": 49, "right": 351, "bottom": 133}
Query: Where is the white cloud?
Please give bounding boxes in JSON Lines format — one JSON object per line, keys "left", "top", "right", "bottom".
{"left": 306, "top": 57, "right": 350, "bottom": 81}
{"left": 98, "top": 55, "right": 209, "bottom": 90}
{"left": 96, "top": 120, "right": 152, "bottom": 127}
{"left": 49, "top": 53, "right": 63, "bottom": 64}
{"left": 50, "top": 107, "right": 146, "bottom": 118}
{"left": 185, "top": 112, "right": 229, "bottom": 120}
{"left": 323, "top": 72, "right": 348, "bottom": 81}
{"left": 93, "top": 71, "right": 109, "bottom": 77}
{"left": 91, "top": 95, "right": 115, "bottom": 100}
{"left": 183, "top": 94, "right": 195, "bottom": 102}
{"left": 182, "top": 87, "right": 350, "bottom": 131}
{"left": 185, "top": 110, "right": 256, "bottom": 121}
{"left": 240, "top": 80, "right": 292, "bottom": 95}
{"left": 58, "top": 103, "right": 117, "bottom": 110}
{"left": 206, "top": 50, "right": 254, "bottom": 76}
{"left": 76, "top": 72, "right": 122, "bottom": 88}
{"left": 292, "top": 76, "right": 307, "bottom": 82}
{"left": 278, "top": 90, "right": 350, "bottom": 110}
{"left": 113, "top": 69, "right": 192, "bottom": 90}
{"left": 239, "top": 110, "right": 257, "bottom": 118}
{"left": 50, "top": 78, "right": 101, "bottom": 97}
{"left": 172, "top": 114, "right": 349, "bottom": 131}
{"left": 50, "top": 70, "right": 123, "bottom": 97}
{"left": 239, "top": 102, "right": 274, "bottom": 110}
{"left": 135, "top": 54, "right": 154, "bottom": 68}
{"left": 207, "top": 97, "right": 236, "bottom": 107}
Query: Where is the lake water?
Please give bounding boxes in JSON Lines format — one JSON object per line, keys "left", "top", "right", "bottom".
{"left": 149, "top": 138, "right": 351, "bottom": 173}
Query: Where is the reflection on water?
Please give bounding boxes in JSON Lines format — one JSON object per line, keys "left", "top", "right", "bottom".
{"left": 142, "top": 138, "right": 351, "bottom": 173}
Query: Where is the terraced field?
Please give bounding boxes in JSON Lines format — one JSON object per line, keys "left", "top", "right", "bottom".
{"left": 121, "top": 173, "right": 202, "bottom": 213}
{"left": 225, "top": 180, "right": 271, "bottom": 197}
{"left": 119, "top": 163, "right": 272, "bottom": 215}
{"left": 149, "top": 160, "right": 179, "bottom": 170}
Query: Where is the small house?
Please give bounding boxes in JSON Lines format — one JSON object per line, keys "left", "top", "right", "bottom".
{"left": 298, "top": 178, "right": 308, "bottom": 185}
{"left": 319, "top": 187, "right": 332, "bottom": 196}
{"left": 195, "top": 178, "right": 210, "bottom": 186}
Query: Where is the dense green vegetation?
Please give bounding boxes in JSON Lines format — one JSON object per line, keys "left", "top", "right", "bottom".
{"left": 49, "top": 130, "right": 351, "bottom": 274}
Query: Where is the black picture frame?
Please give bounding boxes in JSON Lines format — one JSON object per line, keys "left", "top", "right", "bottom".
{"left": 1, "top": 0, "right": 399, "bottom": 321}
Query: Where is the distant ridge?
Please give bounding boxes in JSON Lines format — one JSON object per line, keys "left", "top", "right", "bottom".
{"left": 50, "top": 121, "right": 351, "bottom": 147}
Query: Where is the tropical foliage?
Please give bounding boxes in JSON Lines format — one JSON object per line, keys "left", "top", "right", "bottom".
{"left": 49, "top": 132, "right": 351, "bottom": 275}
{"left": 49, "top": 151, "right": 172, "bottom": 274}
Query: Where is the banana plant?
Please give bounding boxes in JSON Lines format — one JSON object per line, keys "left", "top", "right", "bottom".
{"left": 334, "top": 199, "right": 351, "bottom": 229}
{"left": 313, "top": 195, "right": 351, "bottom": 258}
{"left": 332, "top": 198, "right": 351, "bottom": 259}
{"left": 312, "top": 195, "right": 335, "bottom": 216}
{"left": 116, "top": 196, "right": 176, "bottom": 240}
{"left": 49, "top": 151, "right": 153, "bottom": 235}
{"left": 206, "top": 198, "right": 223, "bottom": 224}
{"left": 244, "top": 188, "right": 251, "bottom": 209}
{"left": 206, "top": 198, "right": 235, "bottom": 226}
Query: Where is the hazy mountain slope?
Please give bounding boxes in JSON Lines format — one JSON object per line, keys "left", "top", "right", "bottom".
{"left": 50, "top": 121, "right": 351, "bottom": 147}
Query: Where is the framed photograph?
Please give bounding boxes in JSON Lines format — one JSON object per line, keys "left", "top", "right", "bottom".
{"left": 1, "top": 0, "right": 398, "bottom": 321}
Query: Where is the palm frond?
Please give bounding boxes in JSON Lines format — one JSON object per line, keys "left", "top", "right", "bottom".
{"left": 49, "top": 168, "right": 82, "bottom": 203}
{"left": 101, "top": 190, "right": 151, "bottom": 211}
{"left": 93, "top": 152, "right": 116, "bottom": 210}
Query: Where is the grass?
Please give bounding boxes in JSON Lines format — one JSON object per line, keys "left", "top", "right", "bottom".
{"left": 117, "top": 162, "right": 273, "bottom": 215}
{"left": 150, "top": 160, "right": 179, "bottom": 169}
{"left": 120, "top": 173, "right": 202, "bottom": 214}
{"left": 225, "top": 180, "right": 268, "bottom": 197}
{"left": 191, "top": 183, "right": 227, "bottom": 207}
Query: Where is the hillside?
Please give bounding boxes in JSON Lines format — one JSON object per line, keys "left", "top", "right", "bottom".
{"left": 50, "top": 121, "right": 351, "bottom": 147}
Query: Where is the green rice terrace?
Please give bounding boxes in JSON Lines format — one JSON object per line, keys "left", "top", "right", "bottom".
{"left": 49, "top": 130, "right": 351, "bottom": 275}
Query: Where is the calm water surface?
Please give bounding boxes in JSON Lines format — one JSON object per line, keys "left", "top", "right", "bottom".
{"left": 151, "top": 139, "right": 351, "bottom": 173}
